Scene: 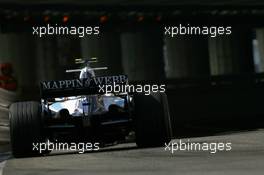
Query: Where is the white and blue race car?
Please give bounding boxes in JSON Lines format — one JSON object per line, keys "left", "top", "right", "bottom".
{"left": 9, "top": 59, "right": 172, "bottom": 157}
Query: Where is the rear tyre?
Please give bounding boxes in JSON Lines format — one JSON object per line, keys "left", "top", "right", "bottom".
{"left": 9, "top": 101, "right": 44, "bottom": 157}
{"left": 134, "top": 92, "right": 172, "bottom": 148}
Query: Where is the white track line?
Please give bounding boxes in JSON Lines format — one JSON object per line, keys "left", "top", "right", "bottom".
{"left": 0, "top": 152, "right": 11, "bottom": 175}
{"left": 0, "top": 160, "right": 6, "bottom": 175}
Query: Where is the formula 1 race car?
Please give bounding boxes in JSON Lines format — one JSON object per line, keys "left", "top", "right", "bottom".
{"left": 9, "top": 58, "right": 172, "bottom": 157}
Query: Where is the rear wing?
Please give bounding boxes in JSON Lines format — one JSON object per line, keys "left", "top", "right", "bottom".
{"left": 40, "top": 75, "right": 128, "bottom": 99}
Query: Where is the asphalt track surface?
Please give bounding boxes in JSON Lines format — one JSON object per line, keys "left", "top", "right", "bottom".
{"left": 1, "top": 129, "right": 264, "bottom": 175}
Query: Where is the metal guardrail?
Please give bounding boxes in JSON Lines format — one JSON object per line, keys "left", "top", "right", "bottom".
{"left": 0, "top": 88, "right": 16, "bottom": 152}
{"left": 0, "top": 106, "right": 9, "bottom": 143}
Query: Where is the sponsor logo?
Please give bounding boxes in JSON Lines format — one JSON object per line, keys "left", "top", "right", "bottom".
{"left": 41, "top": 75, "right": 128, "bottom": 90}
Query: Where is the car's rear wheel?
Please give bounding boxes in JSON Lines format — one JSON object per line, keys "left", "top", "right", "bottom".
{"left": 9, "top": 101, "right": 44, "bottom": 157}
{"left": 134, "top": 92, "right": 172, "bottom": 147}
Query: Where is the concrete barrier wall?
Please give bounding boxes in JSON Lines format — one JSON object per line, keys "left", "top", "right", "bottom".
{"left": 0, "top": 88, "right": 16, "bottom": 153}
{"left": 167, "top": 85, "right": 264, "bottom": 137}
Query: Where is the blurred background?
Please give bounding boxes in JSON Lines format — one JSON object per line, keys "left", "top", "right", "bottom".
{"left": 1, "top": 1, "right": 264, "bottom": 147}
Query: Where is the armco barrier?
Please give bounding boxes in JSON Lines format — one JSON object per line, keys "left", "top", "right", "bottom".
{"left": 0, "top": 88, "right": 16, "bottom": 153}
